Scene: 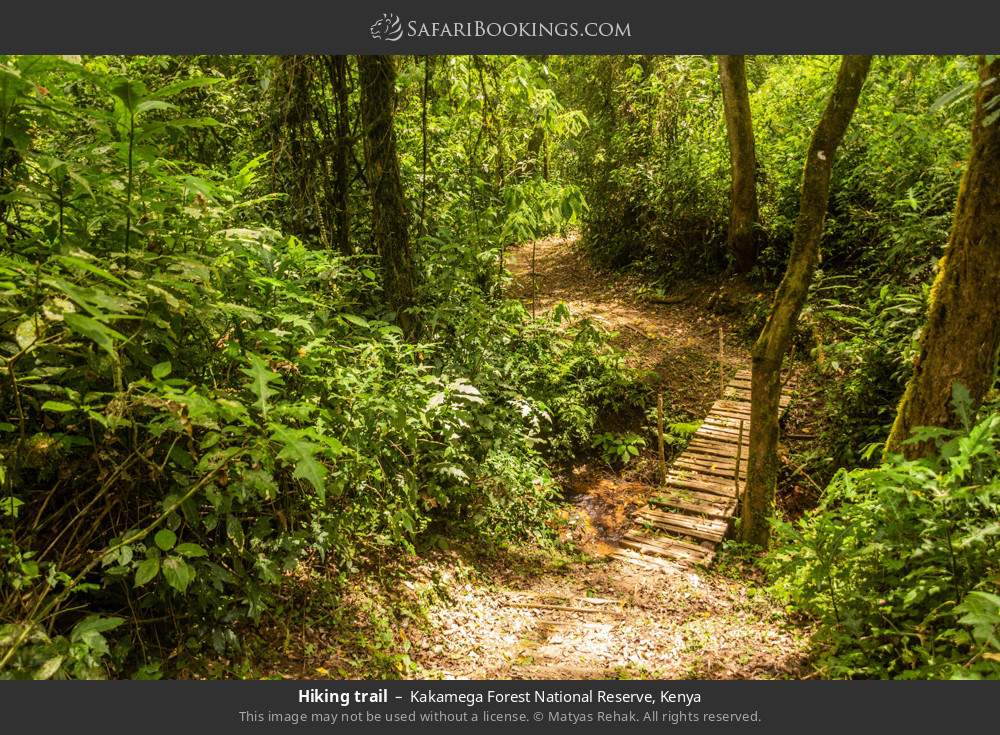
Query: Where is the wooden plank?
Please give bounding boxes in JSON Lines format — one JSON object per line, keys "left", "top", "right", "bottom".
{"left": 703, "top": 415, "right": 749, "bottom": 428}
{"left": 694, "top": 431, "right": 743, "bottom": 446}
{"left": 703, "top": 414, "right": 749, "bottom": 426}
{"left": 612, "top": 365, "right": 793, "bottom": 570}
{"left": 675, "top": 453, "right": 746, "bottom": 469}
{"left": 674, "top": 458, "right": 746, "bottom": 476}
{"left": 635, "top": 516, "right": 725, "bottom": 543}
{"left": 612, "top": 548, "right": 681, "bottom": 572}
{"left": 688, "top": 440, "right": 744, "bottom": 458}
{"left": 649, "top": 490, "right": 735, "bottom": 519}
{"left": 666, "top": 470, "right": 737, "bottom": 492}
{"left": 705, "top": 414, "right": 750, "bottom": 426}
{"left": 635, "top": 508, "right": 728, "bottom": 542}
{"left": 707, "top": 412, "right": 751, "bottom": 423}
{"left": 697, "top": 427, "right": 745, "bottom": 440}
{"left": 713, "top": 400, "right": 754, "bottom": 413}
{"left": 674, "top": 459, "right": 745, "bottom": 481}
{"left": 620, "top": 536, "right": 711, "bottom": 564}
{"left": 664, "top": 476, "right": 736, "bottom": 498}
{"left": 674, "top": 452, "right": 747, "bottom": 474}
{"left": 696, "top": 426, "right": 744, "bottom": 442}
{"left": 665, "top": 460, "right": 736, "bottom": 484}
{"left": 633, "top": 517, "right": 723, "bottom": 544}
{"left": 697, "top": 421, "right": 743, "bottom": 435}
{"left": 637, "top": 506, "right": 728, "bottom": 533}
{"left": 724, "top": 389, "right": 791, "bottom": 407}
{"left": 621, "top": 532, "right": 714, "bottom": 564}
{"left": 686, "top": 449, "right": 742, "bottom": 465}
{"left": 690, "top": 434, "right": 745, "bottom": 450}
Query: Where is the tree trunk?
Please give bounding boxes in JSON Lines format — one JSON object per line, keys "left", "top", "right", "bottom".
{"left": 739, "top": 55, "right": 871, "bottom": 548}
{"left": 718, "top": 55, "right": 760, "bottom": 273}
{"left": 327, "top": 55, "right": 352, "bottom": 255}
{"left": 269, "top": 56, "right": 316, "bottom": 242}
{"left": 884, "top": 55, "right": 1000, "bottom": 458}
{"left": 358, "top": 55, "right": 417, "bottom": 337}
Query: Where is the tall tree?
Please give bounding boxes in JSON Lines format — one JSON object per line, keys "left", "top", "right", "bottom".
{"left": 884, "top": 55, "right": 1000, "bottom": 458}
{"left": 358, "top": 55, "right": 417, "bottom": 336}
{"left": 325, "top": 55, "right": 353, "bottom": 254}
{"left": 740, "top": 55, "right": 872, "bottom": 548}
{"left": 718, "top": 55, "right": 760, "bottom": 273}
{"left": 269, "top": 56, "right": 355, "bottom": 254}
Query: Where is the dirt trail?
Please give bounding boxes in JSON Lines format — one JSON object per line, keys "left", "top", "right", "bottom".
{"left": 406, "top": 237, "right": 809, "bottom": 680}
{"left": 508, "top": 236, "right": 750, "bottom": 415}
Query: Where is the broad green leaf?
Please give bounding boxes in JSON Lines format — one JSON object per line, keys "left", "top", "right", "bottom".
{"left": 151, "top": 76, "right": 223, "bottom": 99}
{"left": 134, "top": 99, "right": 176, "bottom": 116}
{"left": 71, "top": 615, "right": 124, "bottom": 641}
{"left": 134, "top": 557, "right": 160, "bottom": 586}
{"left": 240, "top": 354, "right": 281, "bottom": 420}
{"left": 226, "top": 514, "right": 245, "bottom": 550}
{"left": 930, "top": 80, "right": 975, "bottom": 112}
{"left": 110, "top": 79, "right": 146, "bottom": 112}
{"left": 33, "top": 656, "right": 64, "bottom": 680}
{"left": 41, "top": 400, "right": 75, "bottom": 412}
{"left": 161, "top": 557, "right": 194, "bottom": 593}
{"left": 152, "top": 361, "right": 172, "bottom": 380}
{"left": 276, "top": 437, "right": 328, "bottom": 499}
{"left": 14, "top": 318, "right": 38, "bottom": 349}
{"left": 1, "top": 496, "right": 23, "bottom": 518}
{"left": 174, "top": 542, "right": 207, "bottom": 558}
{"left": 67, "top": 170, "right": 95, "bottom": 200}
{"left": 342, "top": 313, "right": 370, "bottom": 329}
{"left": 64, "top": 313, "right": 124, "bottom": 357}
{"left": 55, "top": 254, "right": 128, "bottom": 287}
{"left": 154, "top": 528, "right": 176, "bottom": 551}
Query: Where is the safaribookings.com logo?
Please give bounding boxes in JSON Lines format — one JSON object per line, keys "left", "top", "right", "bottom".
{"left": 369, "top": 13, "right": 631, "bottom": 41}
{"left": 370, "top": 13, "right": 404, "bottom": 41}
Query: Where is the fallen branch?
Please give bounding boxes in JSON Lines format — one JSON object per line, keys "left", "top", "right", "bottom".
{"left": 506, "top": 602, "right": 613, "bottom": 614}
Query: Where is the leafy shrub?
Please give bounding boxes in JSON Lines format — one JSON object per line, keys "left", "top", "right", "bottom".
{"left": 804, "top": 277, "right": 928, "bottom": 467}
{"left": 591, "top": 431, "right": 646, "bottom": 468}
{"left": 559, "top": 55, "right": 973, "bottom": 286}
{"left": 767, "top": 394, "right": 1000, "bottom": 679}
{"left": 752, "top": 55, "right": 972, "bottom": 282}
{"left": 0, "top": 55, "right": 639, "bottom": 678}
{"left": 554, "top": 55, "right": 728, "bottom": 275}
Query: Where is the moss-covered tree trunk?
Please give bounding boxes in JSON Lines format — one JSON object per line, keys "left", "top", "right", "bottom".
{"left": 358, "top": 55, "right": 417, "bottom": 337}
{"left": 884, "top": 55, "right": 1000, "bottom": 459}
{"left": 740, "top": 55, "right": 871, "bottom": 548}
{"left": 718, "top": 55, "right": 760, "bottom": 273}
{"left": 327, "top": 55, "right": 352, "bottom": 255}
{"left": 269, "top": 56, "right": 318, "bottom": 241}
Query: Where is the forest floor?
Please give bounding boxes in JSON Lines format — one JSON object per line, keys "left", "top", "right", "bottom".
{"left": 241, "top": 236, "right": 813, "bottom": 681}
{"left": 397, "top": 236, "right": 810, "bottom": 679}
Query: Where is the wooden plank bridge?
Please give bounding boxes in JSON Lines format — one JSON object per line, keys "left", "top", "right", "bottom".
{"left": 612, "top": 369, "right": 793, "bottom": 570}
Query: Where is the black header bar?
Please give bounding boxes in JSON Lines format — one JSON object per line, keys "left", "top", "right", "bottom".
{"left": 1, "top": 0, "right": 998, "bottom": 54}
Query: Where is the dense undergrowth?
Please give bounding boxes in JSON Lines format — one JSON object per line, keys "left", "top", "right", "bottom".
{"left": 556, "top": 55, "right": 979, "bottom": 472}
{"left": 0, "top": 56, "right": 640, "bottom": 678}
{"left": 556, "top": 54, "right": 999, "bottom": 680}
{"left": 768, "top": 394, "right": 1000, "bottom": 679}
{"left": 2, "top": 52, "right": 997, "bottom": 682}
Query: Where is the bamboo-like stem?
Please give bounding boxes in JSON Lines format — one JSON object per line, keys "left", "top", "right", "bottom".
{"left": 657, "top": 391, "right": 667, "bottom": 485}
{"left": 531, "top": 239, "right": 537, "bottom": 318}
{"left": 735, "top": 419, "right": 745, "bottom": 500}
{"left": 0, "top": 449, "right": 241, "bottom": 671}
{"left": 718, "top": 327, "right": 725, "bottom": 397}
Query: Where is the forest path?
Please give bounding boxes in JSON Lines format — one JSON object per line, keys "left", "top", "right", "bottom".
{"left": 506, "top": 235, "right": 752, "bottom": 552}
{"left": 406, "top": 236, "right": 809, "bottom": 679}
